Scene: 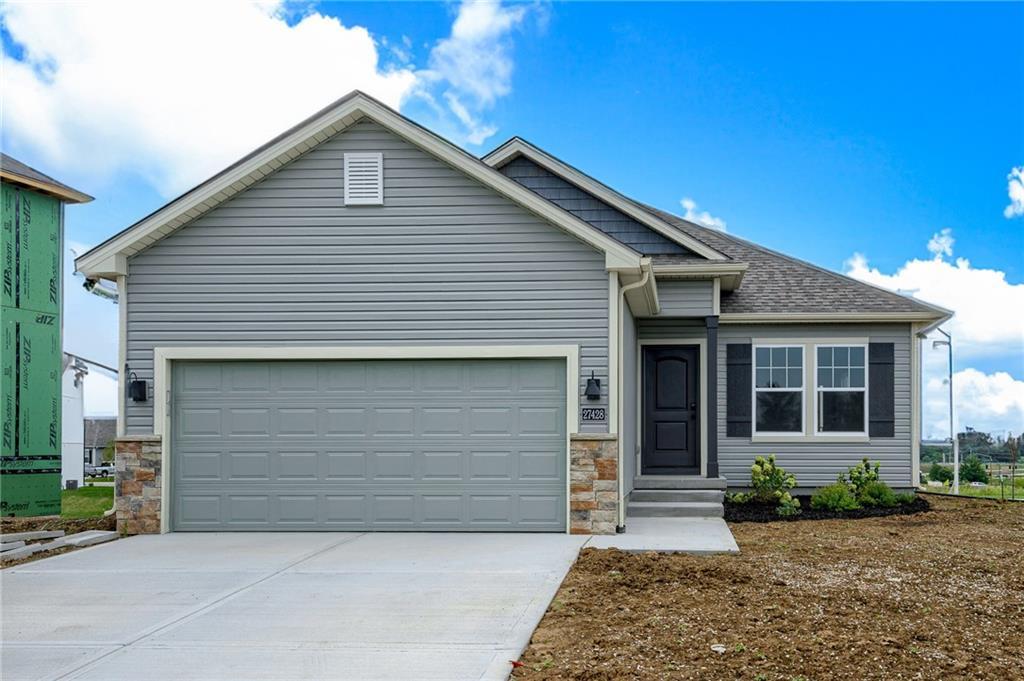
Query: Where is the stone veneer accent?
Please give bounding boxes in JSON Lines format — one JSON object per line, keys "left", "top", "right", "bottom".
{"left": 569, "top": 433, "right": 618, "bottom": 535}
{"left": 115, "top": 434, "right": 163, "bottom": 535}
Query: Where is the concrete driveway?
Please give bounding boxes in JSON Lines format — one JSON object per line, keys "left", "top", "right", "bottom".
{"left": 1, "top": 532, "right": 587, "bottom": 681}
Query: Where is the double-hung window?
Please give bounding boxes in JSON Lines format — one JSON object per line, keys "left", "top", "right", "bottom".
{"left": 815, "top": 345, "right": 868, "bottom": 434}
{"left": 753, "top": 346, "right": 804, "bottom": 434}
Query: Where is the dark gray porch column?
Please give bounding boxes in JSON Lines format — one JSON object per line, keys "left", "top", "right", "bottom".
{"left": 705, "top": 315, "right": 720, "bottom": 478}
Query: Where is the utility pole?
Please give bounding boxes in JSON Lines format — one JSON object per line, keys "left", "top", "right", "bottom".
{"left": 932, "top": 329, "right": 958, "bottom": 494}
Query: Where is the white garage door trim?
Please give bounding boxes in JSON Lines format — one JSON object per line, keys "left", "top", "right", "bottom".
{"left": 153, "top": 345, "right": 581, "bottom": 534}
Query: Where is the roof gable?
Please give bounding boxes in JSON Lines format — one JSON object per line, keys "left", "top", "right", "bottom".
{"left": 75, "top": 92, "right": 641, "bottom": 278}
{"left": 496, "top": 155, "right": 693, "bottom": 256}
{"left": 641, "top": 204, "right": 951, "bottom": 321}
{"left": 1, "top": 153, "right": 93, "bottom": 203}
{"left": 483, "top": 138, "right": 728, "bottom": 261}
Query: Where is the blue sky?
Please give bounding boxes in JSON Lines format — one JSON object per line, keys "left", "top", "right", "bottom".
{"left": 2, "top": 1, "right": 1021, "bottom": 437}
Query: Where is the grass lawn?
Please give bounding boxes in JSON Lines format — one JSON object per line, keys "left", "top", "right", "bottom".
{"left": 61, "top": 486, "right": 114, "bottom": 519}
{"left": 926, "top": 477, "right": 1024, "bottom": 501}
{"left": 84, "top": 476, "right": 114, "bottom": 484}
{"left": 512, "top": 496, "right": 1024, "bottom": 680}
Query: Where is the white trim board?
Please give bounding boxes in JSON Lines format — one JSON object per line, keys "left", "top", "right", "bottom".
{"left": 151, "top": 344, "right": 581, "bottom": 534}
{"left": 483, "top": 137, "right": 728, "bottom": 262}
{"left": 637, "top": 338, "right": 709, "bottom": 478}
{"left": 76, "top": 91, "right": 642, "bottom": 278}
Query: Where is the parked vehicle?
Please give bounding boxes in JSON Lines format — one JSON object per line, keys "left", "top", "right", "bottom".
{"left": 85, "top": 463, "right": 115, "bottom": 477}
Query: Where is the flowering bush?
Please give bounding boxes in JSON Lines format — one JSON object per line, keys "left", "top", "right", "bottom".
{"left": 749, "top": 455, "right": 801, "bottom": 517}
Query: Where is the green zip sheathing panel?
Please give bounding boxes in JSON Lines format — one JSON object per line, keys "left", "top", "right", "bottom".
{"left": 0, "top": 465, "right": 61, "bottom": 516}
{"left": 1, "top": 182, "right": 62, "bottom": 314}
{"left": 1, "top": 306, "right": 62, "bottom": 457}
{"left": 1, "top": 306, "right": 62, "bottom": 516}
{"left": 1, "top": 180, "right": 64, "bottom": 517}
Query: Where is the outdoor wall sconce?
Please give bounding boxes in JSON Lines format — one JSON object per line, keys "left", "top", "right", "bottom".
{"left": 585, "top": 371, "right": 601, "bottom": 400}
{"left": 127, "top": 370, "right": 148, "bottom": 402}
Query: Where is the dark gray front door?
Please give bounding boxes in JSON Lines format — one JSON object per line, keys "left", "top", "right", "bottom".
{"left": 642, "top": 345, "right": 700, "bottom": 475}
{"left": 171, "top": 358, "right": 566, "bottom": 531}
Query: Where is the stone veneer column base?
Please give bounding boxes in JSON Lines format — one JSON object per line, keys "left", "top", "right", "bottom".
{"left": 115, "top": 434, "right": 163, "bottom": 535}
{"left": 569, "top": 433, "right": 618, "bottom": 535}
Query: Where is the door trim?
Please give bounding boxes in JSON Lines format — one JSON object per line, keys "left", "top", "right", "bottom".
{"left": 153, "top": 344, "right": 580, "bottom": 534}
{"left": 637, "top": 338, "right": 708, "bottom": 478}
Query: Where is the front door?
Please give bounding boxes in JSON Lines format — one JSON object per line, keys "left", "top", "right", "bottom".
{"left": 642, "top": 345, "right": 700, "bottom": 475}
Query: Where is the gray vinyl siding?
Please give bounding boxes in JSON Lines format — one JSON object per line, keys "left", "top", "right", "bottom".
{"left": 125, "top": 120, "right": 610, "bottom": 434}
{"left": 638, "top": 318, "right": 707, "bottom": 340}
{"left": 717, "top": 323, "right": 913, "bottom": 489}
{"left": 621, "top": 306, "right": 638, "bottom": 495}
{"left": 498, "top": 156, "right": 690, "bottom": 256}
{"left": 656, "top": 280, "right": 714, "bottom": 317}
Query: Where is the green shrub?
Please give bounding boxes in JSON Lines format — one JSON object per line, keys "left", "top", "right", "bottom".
{"left": 726, "top": 491, "right": 752, "bottom": 504}
{"left": 749, "top": 455, "right": 798, "bottom": 504}
{"left": 928, "top": 464, "right": 954, "bottom": 483}
{"left": 776, "top": 492, "right": 802, "bottom": 517}
{"left": 959, "top": 455, "right": 989, "bottom": 484}
{"left": 895, "top": 492, "right": 916, "bottom": 505}
{"left": 844, "top": 458, "right": 881, "bottom": 497}
{"left": 858, "top": 480, "right": 898, "bottom": 507}
{"left": 810, "top": 483, "right": 861, "bottom": 511}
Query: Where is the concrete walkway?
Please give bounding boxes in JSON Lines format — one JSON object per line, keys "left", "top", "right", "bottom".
{"left": 1, "top": 533, "right": 586, "bottom": 681}
{"left": 586, "top": 517, "right": 739, "bottom": 554}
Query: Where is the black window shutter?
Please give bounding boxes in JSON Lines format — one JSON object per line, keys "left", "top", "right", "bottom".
{"left": 869, "top": 343, "right": 895, "bottom": 437}
{"left": 726, "top": 344, "right": 752, "bottom": 437}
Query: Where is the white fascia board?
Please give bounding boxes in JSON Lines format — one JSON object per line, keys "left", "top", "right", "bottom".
{"left": 483, "top": 138, "right": 728, "bottom": 262}
{"left": 653, "top": 262, "right": 748, "bottom": 290}
{"left": 721, "top": 312, "right": 949, "bottom": 324}
{"left": 77, "top": 93, "right": 641, "bottom": 278}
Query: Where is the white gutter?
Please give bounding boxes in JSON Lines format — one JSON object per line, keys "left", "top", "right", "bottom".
{"left": 621, "top": 258, "right": 658, "bottom": 316}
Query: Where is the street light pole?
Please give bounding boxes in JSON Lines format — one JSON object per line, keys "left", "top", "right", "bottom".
{"left": 933, "top": 329, "right": 958, "bottom": 494}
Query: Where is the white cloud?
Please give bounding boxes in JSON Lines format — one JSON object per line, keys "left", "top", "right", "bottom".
{"left": 1005, "top": 166, "right": 1024, "bottom": 219}
{"left": 420, "top": 0, "right": 535, "bottom": 146}
{"left": 847, "top": 229, "right": 1024, "bottom": 438}
{"left": 924, "top": 369, "right": 1024, "bottom": 440}
{"left": 0, "top": 1, "right": 418, "bottom": 196}
{"left": 845, "top": 231, "right": 1024, "bottom": 359}
{"left": 926, "top": 227, "right": 954, "bottom": 258}
{"left": 680, "top": 197, "right": 727, "bottom": 231}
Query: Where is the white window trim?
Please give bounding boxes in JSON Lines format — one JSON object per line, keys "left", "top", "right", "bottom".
{"left": 813, "top": 343, "right": 869, "bottom": 437}
{"left": 749, "top": 337, "right": 871, "bottom": 444}
{"left": 752, "top": 344, "right": 806, "bottom": 437}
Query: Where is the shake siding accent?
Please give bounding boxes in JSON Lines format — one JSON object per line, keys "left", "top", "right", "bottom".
{"left": 656, "top": 280, "right": 714, "bottom": 316}
{"left": 621, "top": 306, "right": 638, "bottom": 494}
{"left": 717, "top": 323, "right": 914, "bottom": 488}
{"left": 498, "top": 156, "right": 691, "bottom": 255}
{"left": 637, "top": 318, "right": 707, "bottom": 339}
{"left": 125, "top": 120, "right": 610, "bottom": 433}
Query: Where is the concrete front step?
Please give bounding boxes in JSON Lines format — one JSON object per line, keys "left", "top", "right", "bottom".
{"left": 627, "top": 501, "right": 725, "bottom": 518}
{"left": 630, "top": 489, "right": 725, "bottom": 503}
{"left": 633, "top": 476, "right": 728, "bottom": 490}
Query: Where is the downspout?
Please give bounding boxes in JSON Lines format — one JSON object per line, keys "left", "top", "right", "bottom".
{"left": 83, "top": 277, "right": 119, "bottom": 303}
{"left": 616, "top": 258, "right": 653, "bottom": 530}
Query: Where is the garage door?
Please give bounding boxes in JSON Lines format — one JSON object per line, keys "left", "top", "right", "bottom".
{"left": 171, "top": 358, "right": 567, "bottom": 531}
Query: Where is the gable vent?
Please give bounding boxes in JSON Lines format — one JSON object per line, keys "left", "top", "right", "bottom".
{"left": 344, "top": 152, "right": 383, "bottom": 205}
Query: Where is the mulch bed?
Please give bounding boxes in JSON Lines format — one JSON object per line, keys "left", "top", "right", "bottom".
{"left": 725, "top": 495, "right": 931, "bottom": 522}
{"left": 1, "top": 514, "right": 116, "bottom": 569}
{"left": 512, "top": 495, "right": 1024, "bottom": 680}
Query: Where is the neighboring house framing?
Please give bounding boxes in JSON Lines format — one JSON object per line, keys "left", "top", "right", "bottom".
{"left": 76, "top": 91, "right": 950, "bottom": 535}
{"left": 84, "top": 417, "right": 117, "bottom": 466}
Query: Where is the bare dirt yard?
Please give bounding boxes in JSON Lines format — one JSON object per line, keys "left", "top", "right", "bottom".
{"left": 512, "top": 496, "right": 1024, "bottom": 680}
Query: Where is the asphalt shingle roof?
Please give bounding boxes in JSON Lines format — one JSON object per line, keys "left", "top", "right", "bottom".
{"left": 640, "top": 204, "right": 944, "bottom": 316}
{"left": 84, "top": 418, "right": 117, "bottom": 450}
{"left": 0, "top": 152, "right": 92, "bottom": 202}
